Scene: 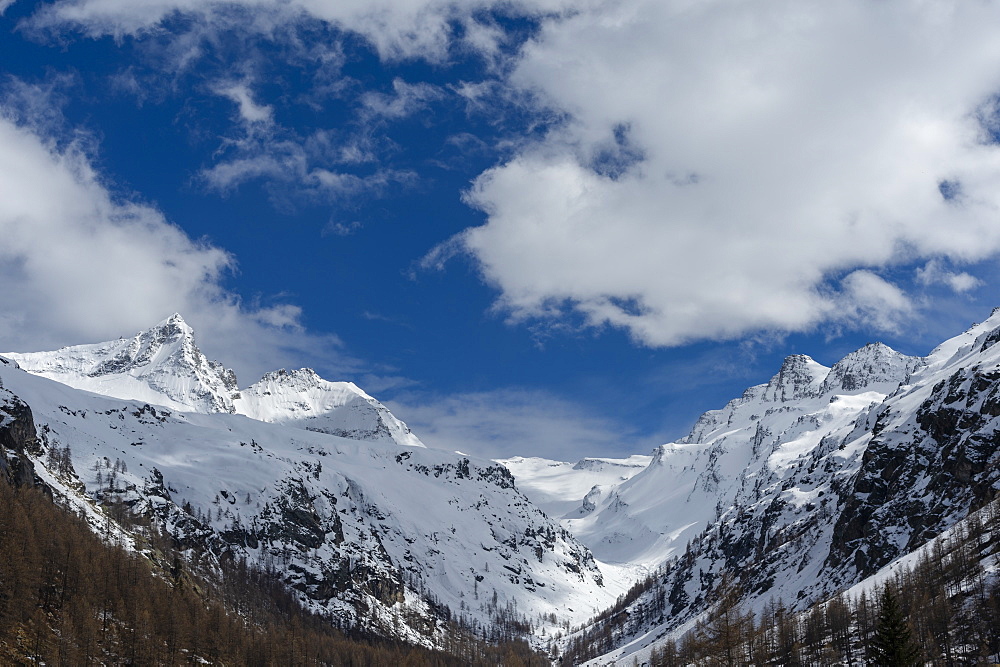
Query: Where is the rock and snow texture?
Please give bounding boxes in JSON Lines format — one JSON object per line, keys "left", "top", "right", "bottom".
{"left": 12, "top": 310, "right": 1000, "bottom": 661}
{"left": 497, "top": 455, "right": 652, "bottom": 520}
{"left": 564, "top": 310, "right": 1000, "bottom": 664}
{"left": 5, "top": 314, "right": 424, "bottom": 448}
{"left": 506, "top": 343, "right": 921, "bottom": 571}
{"left": 236, "top": 368, "right": 423, "bottom": 447}
{"left": 6, "top": 314, "right": 240, "bottom": 414}
{"left": 0, "top": 357, "right": 615, "bottom": 645}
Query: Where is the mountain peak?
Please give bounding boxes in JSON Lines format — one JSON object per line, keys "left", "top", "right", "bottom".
{"left": 5, "top": 318, "right": 425, "bottom": 448}
{"left": 4, "top": 316, "right": 239, "bottom": 414}
{"left": 236, "top": 370, "right": 423, "bottom": 447}
{"left": 762, "top": 354, "right": 828, "bottom": 402}
{"left": 820, "top": 342, "right": 920, "bottom": 394}
{"left": 258, "top": 368, "right": 322, "bottom": 386}
{"left": 157, "top": 312, "right": 192, "bottom": 333}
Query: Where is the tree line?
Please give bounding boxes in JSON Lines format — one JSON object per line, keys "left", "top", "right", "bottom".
{"left": 562, "top": 498, "right": 1000, "bottom": 665}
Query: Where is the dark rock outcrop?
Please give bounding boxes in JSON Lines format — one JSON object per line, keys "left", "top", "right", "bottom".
{"left": 0, "top": 389, "right": 41, "bottom": 488}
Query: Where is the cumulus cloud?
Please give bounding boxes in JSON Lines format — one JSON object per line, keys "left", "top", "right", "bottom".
{"left": 28, "top": 0, "right": 1000, "bottom": 348}
{"left": 0, "top": 104, "right": 347, "bottom": 382}
{"left": 450, "top": 0, "right": 1000, "bottom": 346}
{"left": 387, "top": 388, "right": 656, "bottom": 460}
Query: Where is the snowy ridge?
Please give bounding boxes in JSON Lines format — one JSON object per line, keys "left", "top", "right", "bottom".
{"left": 6, "top": 314, "right": 239, "bottom": 414}
{"left": 236, "top": 368, "right": 423, "bottom": 447}
{"left": 0, "top": 359, "right": 617, "bottom": 646}
{"left": 564, "top": 310, "right": 1000, "bottom": 664}
{"left": 538, "top": 343, "right": 919, "bottom": 570}
{"left": 497, "top": 455, "right": 651, "bottom": 521}
{"left": 5, "top": 315, "right": 423, "bottom": 448}
{"left": 10, "top": 311, "right": 1000, "bottom": 661}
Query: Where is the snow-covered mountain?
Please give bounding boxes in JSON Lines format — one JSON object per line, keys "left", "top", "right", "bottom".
{"left": 552, "top": 311, "right": 1000, "bottom": 664}
{"left": 0, "top": 317, "right": 620, "bottom": 648}
{"left": 497, "top": 455, "right": 652, "bottom": 520}
{"left": 9, "top": 311, "right": 1000, "bottom": 662}
{"left": 6, "top": 314, "right": 240, "bottom": 414}
{"left": 235, "top": 368, "right": 423, "bottom": 447}
{"left": 5, "top": 314, "right": 424, "bottom": 448}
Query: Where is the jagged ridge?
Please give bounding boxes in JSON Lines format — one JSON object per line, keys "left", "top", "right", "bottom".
{"left": 4, "top": 315, "right": 424, "bottom": 448}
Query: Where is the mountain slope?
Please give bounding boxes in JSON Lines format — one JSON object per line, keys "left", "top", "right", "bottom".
{"left": 0, "top": 317, "right": 624, "bottom": 650}
{"left": 517, "top": 343, "right": 919, "bottom": 571}
{"left": 552, "top": 315, "right": 1000, "bottom": 664}
{"left": 235, "top": 368, "right": 423, "bottom": 447}
{"left": 497, "top": 455, "right": 652, "bottom": 520}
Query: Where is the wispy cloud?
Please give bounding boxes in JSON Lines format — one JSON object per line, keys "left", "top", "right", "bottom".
{"left": 387, "top": 388, "right": 661, "bottom": 460}
{"left": 915, "top": 259, "right": 983, "bottom": 294}
{"left": 215, "top": 81, "right": 274, "bottom": 124}
{"left": 361, "top": 78, "right": 444, "bottom": 120}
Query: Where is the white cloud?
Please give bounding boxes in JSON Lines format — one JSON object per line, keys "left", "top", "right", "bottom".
{"left": 28, "top": 0, "right": 1000, "bottom": 348}
{"left": 833, "top": 270, "right": 914, "bottom": 334}
{"left": 361, "top": 78, "right": 443, "bottom": 120}
{"left": 916, "top": 259, "right": 984, "bottom": 294}
{"left": 198, "top": 128, "right": 413, "bottom": 200}
{"left": 387, "top": 388, "right": 655, "bottom": 460}
{"left": 27, "top": 0, "right": 573, "bottom": 62}
{"left": 449, "top": 0, "right": 1000, "bottom": 346}
{"left": 0, "top": 0, "right": 17, "bottom": 15}
{"left": 215, "top": 82, "right": 273, "bottom": 124}
{"left": 0, "top": 106, "right": 347, "bottom": 382}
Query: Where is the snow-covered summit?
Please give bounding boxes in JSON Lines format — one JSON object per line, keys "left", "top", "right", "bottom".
{"left": 759, "top": 354, "right": 828, "bottom": 403}
{"left": 681, "top": 344, "right": 918, "bottom": 445}
{"left": 5, "top": 314, "right": 239, "bottom": 414}
{"left": 530, "top": 340, "right": 921, "bottom": 569}
{"left": 4, "top": 316, "right": 423, "bottom": 447}
{"left": 236, "top": 368, "right": 424, "bottom": 447}
{"left": 0, "top": 355, "right": 613, "bottom": 644}
{"left": 820, "top": 342, "right": 922, "bottom": 394}
{"left": 564, "top": 311, "right": 1000, "bottom": 665}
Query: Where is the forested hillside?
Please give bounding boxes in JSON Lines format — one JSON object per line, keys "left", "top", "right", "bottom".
{"left": 0, "top": 479, "right": 546, "bottom": 665}
{"left": 561, "top": 496, "right": 1000, "bottom": 665}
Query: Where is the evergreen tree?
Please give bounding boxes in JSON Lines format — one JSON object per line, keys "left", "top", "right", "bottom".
{"left": 870, "top": 585, "right": 921, "bottom": 666}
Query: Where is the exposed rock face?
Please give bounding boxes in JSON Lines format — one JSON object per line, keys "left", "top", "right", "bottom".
{"left": 828, "top": 363, "right": 1000, "bottom": 577}
{"left": 0, "top": 387, "right": 40, "bottom": 488}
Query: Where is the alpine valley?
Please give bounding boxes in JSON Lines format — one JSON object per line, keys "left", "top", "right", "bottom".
{"left": 4, "top": 311, "right": 1000, "bottom": 664}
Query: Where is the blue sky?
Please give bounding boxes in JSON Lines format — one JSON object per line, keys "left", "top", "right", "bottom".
{"left": 2, "top": 1, "right": 1000, "bottom": 460}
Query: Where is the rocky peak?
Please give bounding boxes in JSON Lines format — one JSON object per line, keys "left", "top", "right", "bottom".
{"left": 254, "top": 368, "right": 322, "bottom": 388}
{"left": 4, "top": 315, "right": 240, "bottom": 414}
{"left": 760, "top": 354, "right": 828, "bottom": 402}
{"left": 92, "top": 314, "right": 198, "bottom": 375}
{"left": 819, "top": 342, "right": 921, "bottom": 394}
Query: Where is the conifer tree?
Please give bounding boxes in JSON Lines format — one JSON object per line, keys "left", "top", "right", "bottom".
{"left": 870, "top": 585, "right": 921, "bottom": 666}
